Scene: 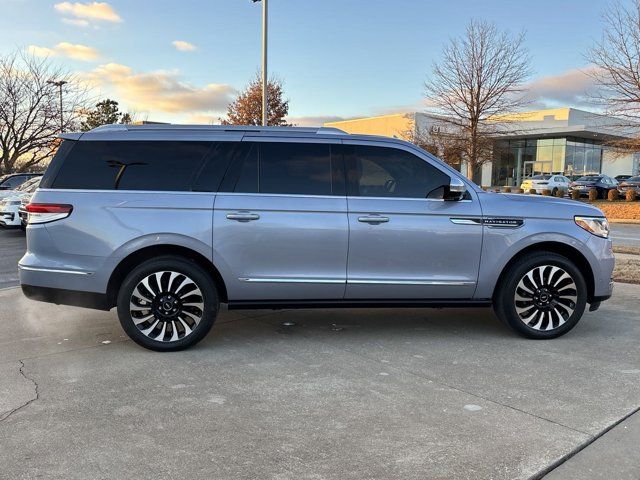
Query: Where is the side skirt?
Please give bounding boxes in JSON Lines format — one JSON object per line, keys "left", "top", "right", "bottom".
{"left": 227, "top": 299, "right": 493, "bottom": 310}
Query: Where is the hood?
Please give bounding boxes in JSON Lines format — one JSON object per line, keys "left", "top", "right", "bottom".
{"left": 479, "top": 191, "right": 604, "bottom": 219}
{"left": 0, "top": 192, "right": 29, "bottom": 203}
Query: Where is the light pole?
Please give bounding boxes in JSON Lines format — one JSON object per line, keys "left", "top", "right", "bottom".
{"left": 47, "top": 80, "right": 68, "bottom": 133}
{"left": 252, "top": 0, "right": 268, "bottom": 126}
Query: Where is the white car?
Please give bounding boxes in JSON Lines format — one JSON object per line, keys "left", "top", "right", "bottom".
{"left": 520, "top": 174, "right": 571, "bottom": 195}
{"left": 0, "top": 177, "right": 40, "bottom": 227}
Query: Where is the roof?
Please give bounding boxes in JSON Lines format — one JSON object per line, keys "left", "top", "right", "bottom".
{"left": 59, "top": 124, "right": 354, "bottom": 141}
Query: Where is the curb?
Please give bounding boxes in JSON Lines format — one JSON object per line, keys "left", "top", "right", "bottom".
{"left": 609, "top": 219, "right": 640, "bottom": 224}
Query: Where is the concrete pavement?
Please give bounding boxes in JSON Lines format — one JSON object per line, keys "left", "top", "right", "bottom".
{"left": 610, "top": 223, "right": 640, "bottom": 249}
{"left": 0, "top": 227, "right": 24, "bottom": 289}
{"left": 1, "top": 283, "right": 639, "bottom": 479}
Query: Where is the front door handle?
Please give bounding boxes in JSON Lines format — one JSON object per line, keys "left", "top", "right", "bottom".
{"left": 226, "top": 212, "right": 260, "bottom": 222}
{"left": 358, "top": 215, "right": 389, "bottom": 224}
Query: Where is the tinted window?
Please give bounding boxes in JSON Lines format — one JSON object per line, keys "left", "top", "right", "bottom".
{"left": 2, "top": 175, "right": 27, "bottom": 188}
{"left": 577, "top": 176, "right": 601, "bottom": 182}
{"left": 346, "top": 145, "right": 449, "bottom": 199}
{"left": 260, "top": 143, "right": 332, "bottom": 195}
{"left": 52, "top": 141, "right": 212, "bottom": 191}
{"left": 628, "top": 176, "right": 640, "bottom": 182}
{"left": 532, "top": 175, "right": 551, "bottom": 180}
{"left": 222, "top": 142, "right": 336, "bottom": 196}
{"left": 192, "top": 142, "right": 244, "bottom": 192}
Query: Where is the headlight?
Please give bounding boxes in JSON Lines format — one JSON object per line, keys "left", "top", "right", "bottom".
{"left": 575, "top": 216, "right": 610, "bottom": 238}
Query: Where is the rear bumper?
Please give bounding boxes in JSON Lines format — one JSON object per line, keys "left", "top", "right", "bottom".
{"left": 21, "top": 284, "right": 110, "bottom": 310}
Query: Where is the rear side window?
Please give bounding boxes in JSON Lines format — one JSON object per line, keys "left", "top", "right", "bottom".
{"left": 221, "top": 142, "right": 340, "bottom": 196}
{"left": 51, "top": 141, "right": 212, "bottom": 191}
{"left": 260, "top": 143, "right": 332, "bottom": 195}
{"left": 346, "top": 145, "right": 449, "bottom": 199}
{"left": 1, "top": 175, "right": 27, "bottom": 189}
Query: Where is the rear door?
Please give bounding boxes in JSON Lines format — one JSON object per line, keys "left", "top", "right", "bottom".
{"left": 212, "top": 138, "right": 348, "bottom": 301}
{"left": 343, "top": 141, "right": 483, "bottom": 300}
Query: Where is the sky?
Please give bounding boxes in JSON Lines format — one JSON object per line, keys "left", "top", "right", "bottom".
{"left": 0, "top": 0, "right": 619, "bottom": 125}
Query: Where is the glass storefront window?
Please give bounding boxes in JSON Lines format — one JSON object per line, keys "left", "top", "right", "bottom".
{"left": 492, "top": 136, "right": 604, "bottom": 186}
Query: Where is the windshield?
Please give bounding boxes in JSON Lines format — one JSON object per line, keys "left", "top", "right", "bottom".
{"left": 531, "top": 175, "right": 551, "bottom": 180}
{"left": 576, "top": 176, "right": 601, "bottom": 182}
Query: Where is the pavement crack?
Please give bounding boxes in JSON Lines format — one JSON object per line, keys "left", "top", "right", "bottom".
{"left": 0, "top": 359, "right": 39, "bottom": 423}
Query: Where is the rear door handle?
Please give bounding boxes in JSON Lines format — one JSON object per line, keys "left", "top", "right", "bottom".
{"left": 226, "top": 212, "right": 260, "bottom": 222}
{"left": 358, "top": 215, "right": 389, "bottom": 224}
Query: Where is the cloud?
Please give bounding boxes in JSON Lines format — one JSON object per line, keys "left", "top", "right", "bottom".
{"left": 81, "top": 63, "right": 236, "bottom": 115}
{"left": 62, "top": 17, "right": 90, "bottom": 27}
{"left": 172, "top": 40, "right": 197, "bottom": 52}
{"left": 27, "top": 42, "right": 100, "bottom": 61}
{"left": 526, "top": 67, "right": 599, "bottom": 108}
{"left": 27, "top": 45, "right": 56, "bottom": 57}
{"left": 54, "top": 2, "right": 121, "bottom": 24}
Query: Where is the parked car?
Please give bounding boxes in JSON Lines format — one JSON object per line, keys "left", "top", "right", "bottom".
{"left": 0, "top": 177, "right": 41, "bottom": 227}
{"left": 18, "top": 195, "right": 31, "bottom": 229}
{"left": 618, "top": 175, "right": 640, "bottom": 197}
{"left": 520, "top": 174, "right": 571, "bottom": 195}
{"left": 615, "top": 174, "right": 633, "bottom": 182}
{"left": 0, "top": 172, "right": 42, "bottom": 191}
{"left": 569, "top": 175, "right": 619, "bottom": 199}
{"left": 20, "top": 125, "right": 614, "bottom": 351}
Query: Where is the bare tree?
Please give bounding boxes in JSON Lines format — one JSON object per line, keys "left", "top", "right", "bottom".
{"left": 221, "top": 72, "right": 291, "bottom": 126}
{"left": 588, "top": 0, "right": 640, "bottom": 150}
{"left": 402, "top": 120, "right": 466, "bottom": 169}
{"left": 0, "top": 50, "right": 89, "bottom": 175}
{"left": 424, "top": 20, "right": 532, "bottom": 180}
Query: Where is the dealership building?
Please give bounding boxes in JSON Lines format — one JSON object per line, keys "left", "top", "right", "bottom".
{"left": 325, "top": 108, "right": 640, "bottom": 186}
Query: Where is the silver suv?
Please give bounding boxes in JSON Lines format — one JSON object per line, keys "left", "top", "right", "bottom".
{"left": 20, "top": 125, "right": 615, "bottom": 351}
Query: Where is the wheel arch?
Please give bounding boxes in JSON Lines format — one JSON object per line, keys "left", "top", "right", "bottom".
{"left": 493, "top": 241, "right": 595, "bottom": 302}
{"left": 106, "top": 244, "right": 229, "bottom": 308}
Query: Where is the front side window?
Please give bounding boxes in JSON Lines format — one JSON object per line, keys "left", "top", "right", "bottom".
{"left": 51, "top": 141, "right": 212, "bottom": 191}
{"left": 346, "top": 145, "right": 449, "bottom": 199}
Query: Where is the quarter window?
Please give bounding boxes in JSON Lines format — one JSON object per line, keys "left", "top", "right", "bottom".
{"left": 346, "top": 145, "right": 449, "bottom": 199}
{"left": 51, "top": 141, "right": 212, "bottom": 191}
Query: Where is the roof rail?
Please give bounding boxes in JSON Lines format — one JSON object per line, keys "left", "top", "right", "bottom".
{"left": 88, "top": 124, "right": 347, "bottom": 135}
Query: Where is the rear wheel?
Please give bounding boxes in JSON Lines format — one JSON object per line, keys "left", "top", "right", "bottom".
{"left": 116, "top": 256, "right": 219, "bottom": 351}
{"left": 494, "top": 252, "right": 587, "bottom": 339}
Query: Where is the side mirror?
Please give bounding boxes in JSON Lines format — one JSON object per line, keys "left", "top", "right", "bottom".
{"left": 444, "top": 177, "right": 467, "bottom": 201}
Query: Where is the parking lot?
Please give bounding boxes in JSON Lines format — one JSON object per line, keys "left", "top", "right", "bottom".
{"left": 1, "top": 225, "right": 640, "bottom": 479}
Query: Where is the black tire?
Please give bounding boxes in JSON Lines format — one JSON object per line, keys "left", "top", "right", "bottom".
{"left": 552, "top": 187, "right": 558, "bottom": 196}
{"left": 494, "top": 252, "right": 587, "bottom": 339}
{"left": 116, "top": 255, "right": 219, "bottom": 351}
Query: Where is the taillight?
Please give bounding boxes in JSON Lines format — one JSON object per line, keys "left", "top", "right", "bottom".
{"left": 26, "top": 203, "right": 73, "bottom": 224}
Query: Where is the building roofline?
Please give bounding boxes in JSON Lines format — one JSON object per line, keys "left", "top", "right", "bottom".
{"left": 324, "top": 112, "right": 414, "bottom": 125}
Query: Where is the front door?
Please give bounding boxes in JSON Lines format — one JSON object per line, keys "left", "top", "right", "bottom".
{"left": 212, "top": 139, "right": 348, "bottom": 301}
{"left": 343, "top": 142, "right": 483, "bottom": 300}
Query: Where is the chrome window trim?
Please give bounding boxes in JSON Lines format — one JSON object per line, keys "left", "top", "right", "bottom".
{"left": 18, "top": 265, "right": 94, "bottom": 275}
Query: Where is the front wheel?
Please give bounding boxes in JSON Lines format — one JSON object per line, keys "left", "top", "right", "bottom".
{"left": 494, "top": 252, "right": 587, "bottom": 339}
{"left": 116, "top": 256, "right": 219, "bottom": 351}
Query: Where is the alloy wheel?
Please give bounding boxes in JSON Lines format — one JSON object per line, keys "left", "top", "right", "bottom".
{"left": 129, "top": 271, "right": 204, "bottom": 342}
{"left": 514, "top": 265, "right": 578, "bottom": 331}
